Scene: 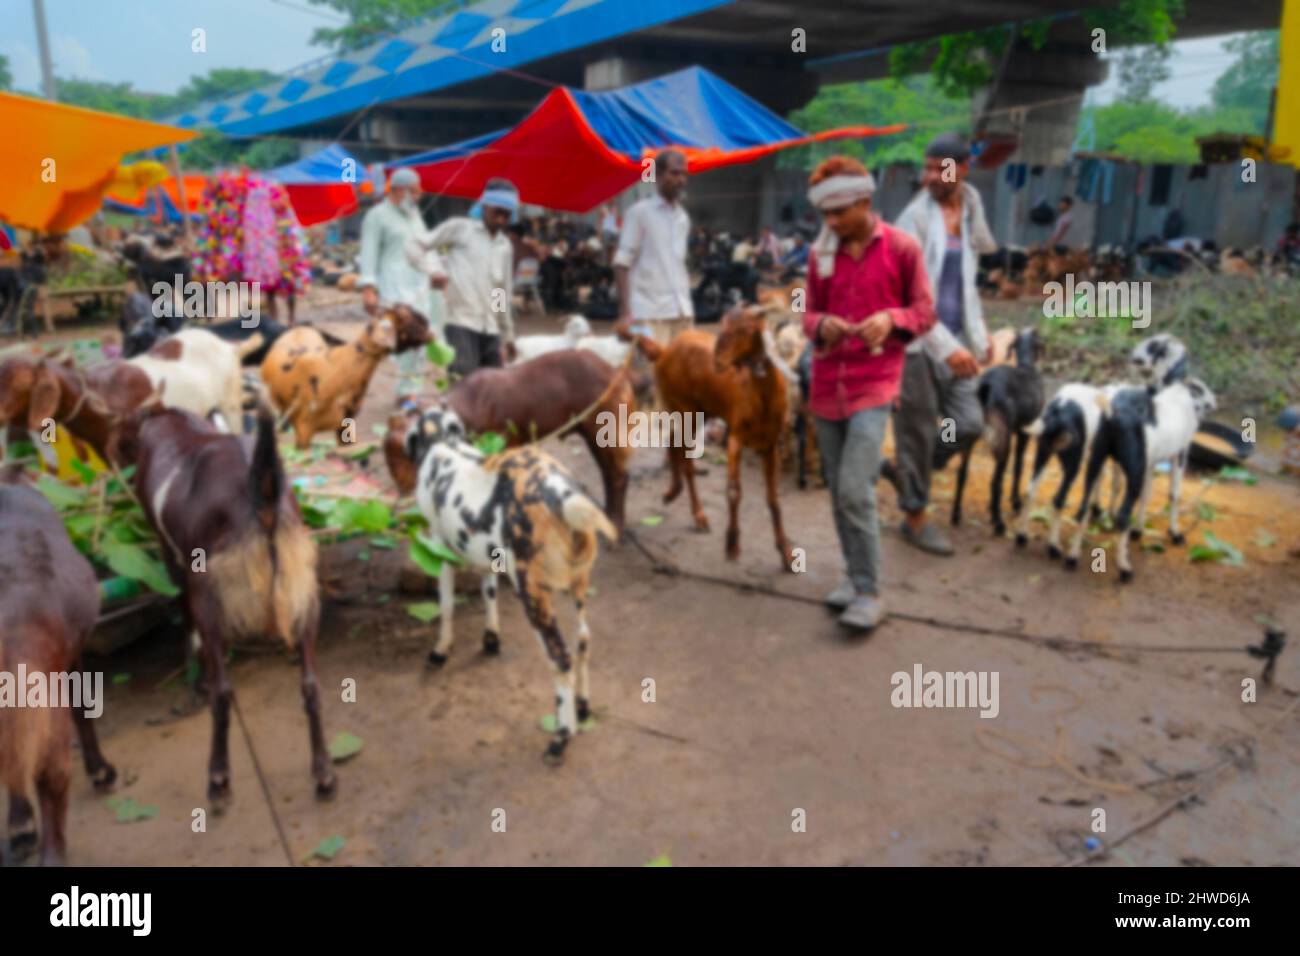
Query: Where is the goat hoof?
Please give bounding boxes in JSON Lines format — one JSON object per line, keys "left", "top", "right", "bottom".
{"left": 315, "top": 773, "right": 338, "bottom": 800}
{"left": 91, "top": 762, "right": 118, "bottom": 792}
{"left": 1170, "top": 532, "right": 1185, "bottom": 546}
{"left": 1128, "top": 528, "right": 1142, "bottom": 542}
{"left": 1047, "top": 545, "right": 1062, "bottom": 560}
{"left": 1015, "top": 533, "right": 1028, "bottom": 548}
{"left": 542, "top": 737, "right": 569, "bottom": 767}
{"left": 993, "top": 522, "right": 1006, "bottom": 537}
{"left": 950, "top": 514, "right": 961, "bottom": 527}
{"left": 427, "top": 651, "right": 448, "bottom": 669}
{"left": 1063, "top": 556, "right": 1078, "bottom": 571}
{"left": 208, "top": 775, "right": 232, "bottom": 813}
{"left": 1011, "top": 500, "right": 1023, "bottom": 515}
{"left": 576, "top": 699, "right": 591, "bottom": 723}
{"left": 8, "top": 826, "right": 37, "bottom": 862}
{"left": 1119, "top": 568, "right": 1134, "bottom": 583}
{"left": 693, "top": 517, "right": 710, "bottom": 533}
{"left": 482, "top": 631, "right": 500, "bottom": 656}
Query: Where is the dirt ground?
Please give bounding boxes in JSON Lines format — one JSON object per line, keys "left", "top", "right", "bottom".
{"left": 10, "top": 293, "right": 1300, "bottom": 867}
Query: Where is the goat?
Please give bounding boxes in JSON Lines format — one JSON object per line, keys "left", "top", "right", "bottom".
{"left": 0, "top": 354, "right": 154, "bottom": 468}
{"left": 1015, "top": 383, "right": 1109, "bottom": 556}
{"left": 406, "top": 407, "right": 616, "bottom": 763}
{"left": 512, "top": 314, "right": 589, "bottom": 364}
{"left": 388, "top": 349, "right": 634, "bottom": 528}
{"left": 114, "top": 403, "right": 334, "bottom": 806}
{"left": 953, "top": 328, "right": 1045, "bottom": 534}
{"left": 1129, "top": 332, "right": 1189, "bottom": 388}
{"left": 1, "top": 464, "right": 116, "bottom": 864}
{"left": 128, "top": 328, "right": 248, "bottom": 432}
{"left": 637, "top": 305, "right": 794, "bottom": 568}
{"left": 261, "top": 314, "right": 401, "bottom": 450}
{"left": 1066, "top": 378, "right": 1217, "bottom": 580}
{"left": 576, "top": 328, "right": 632, "bottom": 369}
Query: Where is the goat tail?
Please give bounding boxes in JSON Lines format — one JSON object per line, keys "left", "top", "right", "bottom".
{"left": 249, "top": 399, "right": 284, "bottom": 534}
{"left": 562, "top": 492, "right": 618, "bottom": 544}
{"left": 634, "top": 334, "right": 663, "bottom": 362}
{"left": 235, "top": 334, "right": 264, "bottom": 361}
{"left": 1023, "top": 417, "right": 1046, "bottom": 437}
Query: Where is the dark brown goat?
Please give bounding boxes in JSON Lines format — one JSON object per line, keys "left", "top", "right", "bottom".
{"left": 1, "top": 464, "right": 116, "bottom": 864}
{"left": 115, "top": 403, "right": 334, "bottom": 807}
{"left": 384, "top": 349, "right": 633, "bottom": 528}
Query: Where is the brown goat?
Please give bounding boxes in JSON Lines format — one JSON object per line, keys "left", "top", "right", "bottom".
{"left": 0, "top": 354, "right": 155, "bottom": 467}
{"left": 1, "top": 464, "right": 116, "bottom": 864}
{"left": 262, "top": 306, "right": 428, "bottom": 450}
{"left": 638, "top": 306, "right": 794, "bottom": 569}
{"left": 115, "top": 404, "right": 334, "bottom": 807}
{"left": 384, "top": 349, "right": 633, "bottom": 529}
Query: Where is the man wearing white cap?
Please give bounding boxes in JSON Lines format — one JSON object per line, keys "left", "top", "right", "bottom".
{"left": 357, "top": 166, "right": 444, "bottom": 405}
{"left": 408, "top": 178, "right": 518, "bottom": 379}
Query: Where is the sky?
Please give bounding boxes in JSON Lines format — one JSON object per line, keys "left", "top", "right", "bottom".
{"left": 0, "top": 0, "right": 1252, "bottom": 107}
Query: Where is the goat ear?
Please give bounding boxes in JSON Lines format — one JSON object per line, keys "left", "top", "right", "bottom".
{"left": 27, "top": 367, "right": 60, "bottom": 431}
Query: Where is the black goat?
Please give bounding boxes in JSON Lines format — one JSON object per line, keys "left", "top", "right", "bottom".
{"left": 953, "top": 328, "right": 1045, "bottom": 535}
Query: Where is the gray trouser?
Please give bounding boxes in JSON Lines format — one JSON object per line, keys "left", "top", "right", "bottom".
{"left": 893, "top": 349, "right": 984, "bottom": 513}
{"left": 815, "top": 405, "right": 890, "bottom": 596}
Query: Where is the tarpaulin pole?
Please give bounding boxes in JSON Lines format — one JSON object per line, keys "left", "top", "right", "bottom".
{"left": 169, "top": 144, "right": 191, "bottom": 245}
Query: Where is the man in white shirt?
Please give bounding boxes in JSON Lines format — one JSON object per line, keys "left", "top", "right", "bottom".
{"left": 409, "top": 178, "right": 518, "bottom": 379}
{"left": 357, "top": 167, "right": 444, "bottom": 405}
{"left": 614, "top": 149, "right": 692, "bottom": 346}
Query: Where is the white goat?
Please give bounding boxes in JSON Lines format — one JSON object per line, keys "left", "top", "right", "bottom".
{"left": 127, "top": 328, "right": 246, "bottom": 432}
{"left": 512, "top": 314, "right": 590, "bottom": 364}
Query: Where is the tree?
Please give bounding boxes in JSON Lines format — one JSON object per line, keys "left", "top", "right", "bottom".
{"left": 890, "top": 0, "right": 1185, "bottom": 98}
{"left": 0, "top": 54, "right": 12, "bottom": 92}
{"left": 305, "top": 0, "right": 472, "bottom": 50}
{"left": 784, "top": 75, "right": 967, "bottom": 170}
{"left": 1211, "top": 30, "right": 1280, "bottom": 135}
{"left": 1115, "top": 44, "right": 1171, "bottom": 103}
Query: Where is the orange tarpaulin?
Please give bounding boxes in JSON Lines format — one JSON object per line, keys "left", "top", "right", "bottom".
{"left": 0, "top": 92, "right": 197, "bottom": 233}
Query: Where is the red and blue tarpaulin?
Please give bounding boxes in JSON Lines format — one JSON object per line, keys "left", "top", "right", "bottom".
{"left": 104, "top": 175, "right": 207, "bottom": 224}
{"left": 267, "top": 143, "right": 369, "bottom": 226}
{"left": 389, "top": 66, "right": 904, "bottom": 213}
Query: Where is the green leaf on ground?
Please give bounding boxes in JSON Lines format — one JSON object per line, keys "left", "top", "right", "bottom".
{"left": 644, "top": 854, "right": 673, "bottom": 867}
{"left": 329, "top": 732, "right": 364, "bottom": 763}
{"left": 112, "top": 673, "right": 131, "bottom": 685}
{"left": 406, "top": 601, "right": 441, "bottom": 623}
{"left": 35, "top": 475, "right": 88, "bottom": 510}
{"left": 1252, "top": 529, "right": 1277, "bottom": 548}
{"left": 639, "top": 515, "right": 664, "bottom": 527}
{"left": 306, "top": 835, "right": 346, "bottom": 862}
{"left": 105, "top": 795, "right": 159, "bottom": 823}
{"left": 538, "top": 713, "right": 558, "bottom": 733}
{"left": 1190, "top": 532, "right": 1244, "bottom": 567}
{"left": 407, "top": 535, "right": 444, "bottom": 577}
{"left": 1216, "top": 466, "right": 1257, "bottom": 486}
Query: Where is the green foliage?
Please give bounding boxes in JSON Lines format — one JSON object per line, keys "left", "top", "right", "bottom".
{"left": 304, "top": 0, "right": 475, "bottom": 50}
{"left": 1211, "top": 30, "right": 1280, "bottom": 136}
{"left": 783, "top": 75, "right": 966, "bottom": 170}
{"left": 1080, "top": 97, "right": 1263, "bottom": 163}
{"left": 889, "top": 0, "right": 1184, "bottom": 98}
{"left": 0, "top": 54, "right": 13, "bottom": 91}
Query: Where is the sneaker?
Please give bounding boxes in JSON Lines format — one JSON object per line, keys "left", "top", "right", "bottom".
{"left": 839, "top": 594, "right": 886, "bottom": 631}
{"left": 899, "top": 520, "right": 955, "bottom": 556}
{"left": 824, "top": 578, "right": 856, "bottom": 611}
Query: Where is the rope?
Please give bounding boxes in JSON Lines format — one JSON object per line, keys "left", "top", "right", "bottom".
{"left": 232, "top": 695, "right": 297, "bottom": 866}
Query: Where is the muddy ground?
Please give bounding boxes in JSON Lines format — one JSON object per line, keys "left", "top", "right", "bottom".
{"left": 10, "top": 294, "right": 1300, "bottom": 866}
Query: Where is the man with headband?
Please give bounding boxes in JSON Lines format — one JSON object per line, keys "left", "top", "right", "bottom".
{"left": 409, "top": 177, "right": 519, "bottom": 378}
{"left": 358, "top": 166, "right": 444, "bottom": 406}
{"left": 888, "top": 134, "right": 998, "bottom": 557}
{"left": 802, "top": 156, "right": 936, "bottom": 632}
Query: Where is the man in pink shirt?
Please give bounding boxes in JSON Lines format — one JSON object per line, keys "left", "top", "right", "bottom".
{"left": 802, "top": 156, "right": 937, "bottom": 631}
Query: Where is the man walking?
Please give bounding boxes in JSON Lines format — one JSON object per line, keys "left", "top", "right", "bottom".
{"left": 889, "top": 134, "right": 997, "bottom": 556}
{"left": 802, "top": 156, "right": 936, "bottom": 631}
{"left": 357, "top": 167, "right": 443, "bottom": 407}
{"left": 614, "top": 149, "right": 692, "bottom": 346}
{"left": 409, "top": 178, "right": 519, "bottom": 379}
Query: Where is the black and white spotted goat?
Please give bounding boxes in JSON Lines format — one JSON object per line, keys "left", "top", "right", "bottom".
{"left": 1016, "top": 333, "right": 1192, "bottom": 557}
{"left": 406, "top": 407, "right": 618, "bottom": 763}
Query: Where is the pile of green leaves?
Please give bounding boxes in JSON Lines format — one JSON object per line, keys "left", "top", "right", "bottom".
{"left": 30, "top": 464, "right": 178, "bottom": 598}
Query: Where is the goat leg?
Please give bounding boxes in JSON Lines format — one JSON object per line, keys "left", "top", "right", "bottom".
{"left": 297, "top": 612, "right": 336, "bottom": 799}
{"left": 195, "top": 594, "right": 234, "bottom": 810}
{"left": 1016, "top": 441, "right": 1053, "bottom": 547}
{"left": 762, "top": 445, "right": 794, "bottom": 570}
{"left": 1114, "top": 470, "right": 1149, "bottom": 582}
{"left": 1167, "top": 452, "right": 1187, "bottom": 545}
{"left": 520, "top": 584, "right": 574, "bottom": 765}
{"left": 427, "top": 562, "right": 457, "bottom": 668}
{"left": 682, "top": 445, "right": 709, "bottom": 532}
{"left": 72, "top": 668, "right": 117, "bottom": 791}
{"left": 725, "top": 433, "right": 743, "bottom": 560}
{"left": 952, "top": 445, "right": 972, "bottom": 527}
{"left": 1010, "top": 430, "right": 1028, "bottom": 514}
{"left": 989, "top": 445, "right": 1009, "bottom": 536}
{"left": 481, "top": 574, "right": 501, "bottom": 656}
{"left": 573, "top": 573, "right": 593, "bottom": 723}
{"left": 1065, "top": 441, "right": 1104, "bottom": 568}
{"left": 663, "top": 444, "right": 685, "bottom": 505}
{"left": 37, "top": 758, "right": 71, "bottom": 867}
{"left": 7, "top": 793, "right": 37, "bottom": 862}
